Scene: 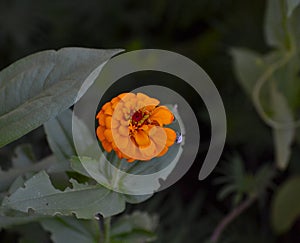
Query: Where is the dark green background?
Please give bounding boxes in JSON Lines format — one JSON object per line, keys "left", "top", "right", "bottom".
{"left": 1, "top": 1, "right": 298, "bottom": 242}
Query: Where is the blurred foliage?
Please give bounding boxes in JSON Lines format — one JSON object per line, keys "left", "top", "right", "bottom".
{"left": 0, "top": 0, "right": 300, "bottom": 243}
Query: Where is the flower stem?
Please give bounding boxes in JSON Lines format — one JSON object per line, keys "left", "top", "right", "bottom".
{"left": 104, "top": 217, "right": 111, "bottom": 243}
{"left": 210, "top": 195, "right": 257, "bottom": 243}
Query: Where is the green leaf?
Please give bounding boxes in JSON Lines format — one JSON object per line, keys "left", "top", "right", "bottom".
{"left": 271, "top": 176, "right": 300, "bottom": 233}
{"left": 287, "top": 0, "right": 300, "bottom": 16}
{"left": 271, "top": 83, "right": 295, "bottom": 169}
{"left": 111, "top": 211, "right": 157, "bottom": 243}
{"left": 0, "top": 48, "right": 122, "bottom": 148}
{"left": 11, "top": 144, "right": 36, "bottom": 168}
{"left": 231, "top": 49, "right": 264, "bottom": 96}
{"left": 0, "top": 144, "right": 36, "bottom": 192}
{"left": 2, "top": 171, "right": 125, "bottom": 219}
{"left": 290, "top": 5, "right": 300, "bottom": 49}
{"left": 216, "top": 156, "right": 275, "bottom": 204}
{"left": 17, "top": 223, "right": 50, "bottom": 243}
{"left": 44, "top": 109, "right": 76, "bottom": 163}
{"left": 252, "top": 164, "right": 276, "bottom": 194}
{"left": 265, "top": 0, "right": 300, "bottom": 49}
{"left": 265, "top": 0, "right": 289, "bottom": 49}
{"left": 44, "top": 109, "right": 76, "bottom": 173}
{"left": 0, "top": 147, "right": 60, "bottom": 192}
{"left": 215, "top": 156, "right": 247, "bottom": 204}
{"left": 44, "top": 108, "right": 98, "bottom": 174}
{"left": 41, "top": 217, "right": 99, "bottom": 243}
{"left": 0, "top": 214, "right": 46, "bottom": 230}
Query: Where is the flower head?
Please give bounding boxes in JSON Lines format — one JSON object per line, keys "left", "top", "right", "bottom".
{"left": 96, "top": 92, "right": 176, "bottom": 162}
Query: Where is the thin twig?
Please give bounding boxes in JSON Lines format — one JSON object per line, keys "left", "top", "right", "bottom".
{"left": 210, "top": 195, "right": 257, "bottom": 243}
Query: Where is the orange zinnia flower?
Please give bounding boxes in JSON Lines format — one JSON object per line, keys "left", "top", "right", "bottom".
{"left": 96, "top": 92, "right": 176, "bottom": 162}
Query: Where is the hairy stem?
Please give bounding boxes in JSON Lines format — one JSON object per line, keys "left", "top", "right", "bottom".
{"left": 104, "top": 217, "right": 111, "bottom": 243}
{"left": 210, "top": 195, "right": 257, "bottom": 243}
{"left": 95, "top": 214, "right": 104, "bottom": 243}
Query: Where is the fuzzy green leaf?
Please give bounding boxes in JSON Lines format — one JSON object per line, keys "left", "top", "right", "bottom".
{"left": 2, "top": 171, "right": 125, "bottom": 219}
{"left": 272, "top": 176, "right": 300, "bottom": 233}
{"left": 0, "top": 48, "right": 122, "bottom": 148}
{"left": 0, "top": 147, "right": 59, "bottom": 192}
{"left": 70, "top": 156, "right": 153, "bottom": 204}
{"left": 41, "top": 217, "right": 99, "bottom": 243}
{"left": 0, "top": 214, "right": 46, "bottom": 230}
{"left": 111, "top": 211, "right": 157, "bottom": 243}
{"left": 11, "top": 144, "right": 36, "bottom": 168}
{"left": 44, "top": 109, "right": 76, "bottom": 164}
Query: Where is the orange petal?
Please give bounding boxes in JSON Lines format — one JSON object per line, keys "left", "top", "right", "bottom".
{"left": 126, "top": 158, "right": 135, "bottom": 162}
{"left": 102, "top": 102, "right": 111, "bottom": 110}
{"left": 105, "top": 116, "right": 112, "bottom": 128}
{"left": 134, "top": 130, "right": 150, "bottom": 147}
{"left": 144, "top": 99, "right": 160, "bottom": 107}
{"left": 106, "top": 116, "right": 119, "bottom": 129}
{"left": 137, "top": 93, "right": 160, "bottom": 106}
{"left": 137, "top": 92, "right": 150, "bottom": 101}
{"left": 115, "top": 134, "right": 129, "bottom": 148}
{"left": 111, "top": 141, "right": 117, "bottom": 150}
{"left": 102, "top": 140, "right": 112, "bottom": 152}
{"left": 114, "top": 109, "right": 124, "bottom": 121}
{"left": 118, "top": 93, "right": 129, "bottom": 99}
{"left": 140, "top": 124, "right": 151, "bottom": 132}
{"left": 104, "top": 105, "right": 113, "bottom": 115}
{"left": 164, "top": 128, "right": 176, "bottom": 147}
{"left": 96, "top": 111, "right": 101, "bottom": 119}
{"left": 104, "top": 129, "right": 113, "bottom": 142}
{"left": 111, "top": 118, "right": 120, "bottom": 128}
{"left": 112, "top": 101, "right": 119, "bottom": 109}
{"left": 144, "top": 105, "right": 156, "bottom": 113}
{"left": 140, "top": 141, "right": 156, "bottom": 159}
{"left": 97, "top": 111, "right": 106, "bottom": 126}
{"left": 136, "top": 100, "right": 145, "bottom": 109}
{"left": 118, "top": 125, "right": 129, "bottom": 136}
{"left": 157, "top": 146, "right": 168, "bottom": 157}
{"left": 120, "top": 119, "right": 129, "bottom": 126}
{"left": 124, "top": 139, "right": 139, "bottom": 158}
{"left": 150, "top": 106, "right": 174, "bottom": 125}
{"left": 119, "top": 93, "right": 135, "bottom": 102}
{"left": 116, "top": 150, "right": 123, "bottom": 159}
{"left": 150, "top": 127, "right": 166, "bottom": 146}
{"left": 111, "top": 97, "right": 120, "bottom": 104}
{"left": 96, "top": 126, "right": 105, "bottom": 141}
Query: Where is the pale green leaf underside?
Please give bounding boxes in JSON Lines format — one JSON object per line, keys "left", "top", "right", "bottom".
{"left": 287, "top": 0, "right": 300, "bottom": 16}
{"left": 231, "top": 48, "right": 264, "bottom": 96}
{"left": 272, "top": 176, "right": 300, "bottom": 233}
{"left": 271, "top": 84, "right": 295, "bottom": 169}
{"left": 265, "top": 0, "right": 300, "bottom": 49}
{"left": 0, "top": 48, "right": 122, "bottom": 148}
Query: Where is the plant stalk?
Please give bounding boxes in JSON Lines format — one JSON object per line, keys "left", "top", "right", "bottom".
{"left": 210, "top": 195, "right": 257, "bottom": 243}
{"left": 104, "top": 217, "right": 111, "bottom": 243}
